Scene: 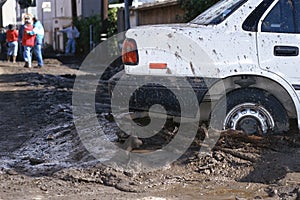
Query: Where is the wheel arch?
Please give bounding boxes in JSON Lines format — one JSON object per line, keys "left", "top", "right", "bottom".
{"left": 205, "top": 73, "right": 299, "bottom": 130}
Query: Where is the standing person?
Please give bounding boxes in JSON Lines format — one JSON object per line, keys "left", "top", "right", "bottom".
{"left": 6, "top": 24, "right": 18, "bottom": 63}
{"left": 22, "top": 18, "right": 36, "bottom": 68}
{"left": 59, "top": 22, "right": 80, "bottom": 55}
{"left": 18, "top": 15, "right": 30, "bottom": 61}
{"left": 27, "top": 17, "right": 44, "bottom": 68}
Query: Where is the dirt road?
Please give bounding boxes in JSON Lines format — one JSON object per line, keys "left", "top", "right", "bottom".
{"left": 1, "top": 58, "right": 300, "bottom": 200}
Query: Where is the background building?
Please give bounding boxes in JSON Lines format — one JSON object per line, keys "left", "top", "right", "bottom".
{"left": 0, "top": 0, "right": 183, "bottom": 53}
{"left": 0, "top": 0, "right": 17, "bottom": 27}
{"left": 38, "top": 0, "right": 108, "bottom": 53}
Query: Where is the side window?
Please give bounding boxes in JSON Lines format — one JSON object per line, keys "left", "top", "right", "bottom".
{"left": 261, "top": 0, "right": 296, "bottom": 33}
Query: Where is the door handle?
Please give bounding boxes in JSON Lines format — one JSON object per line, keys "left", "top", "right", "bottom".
{"left": 274, "top": 46, "right": 299, "bottom": 56}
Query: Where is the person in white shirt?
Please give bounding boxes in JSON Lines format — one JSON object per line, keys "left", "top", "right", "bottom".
{"left": 59, "top": 22, "right": 80, "bottom": 55}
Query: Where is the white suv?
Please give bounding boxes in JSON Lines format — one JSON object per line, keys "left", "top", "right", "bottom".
{"left": 110, "top": 0, "right": 300, "bottom": 135}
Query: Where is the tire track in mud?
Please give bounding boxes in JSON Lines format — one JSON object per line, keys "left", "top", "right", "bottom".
{"left": 0, "top": 66, "right": 111, "bottom": 172}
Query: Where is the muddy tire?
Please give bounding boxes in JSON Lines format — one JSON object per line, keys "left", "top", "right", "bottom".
{"left": 210, "top": 88, "right": 289, "bottom": 135}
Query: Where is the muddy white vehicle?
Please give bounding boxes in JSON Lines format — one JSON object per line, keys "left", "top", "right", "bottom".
{"left": 110, "top": 0, "right": 300, "bottom": 135}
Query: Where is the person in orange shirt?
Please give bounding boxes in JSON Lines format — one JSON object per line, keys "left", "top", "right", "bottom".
{"left": 6, "top": 24, "right": 18, "bottom": 63}
{"left": 22, "top": 19, "right": 36, "bottom": 68}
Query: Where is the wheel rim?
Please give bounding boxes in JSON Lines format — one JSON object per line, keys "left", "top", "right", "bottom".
{"left": 224, "top": 103, "right": 275, "bottom": 134}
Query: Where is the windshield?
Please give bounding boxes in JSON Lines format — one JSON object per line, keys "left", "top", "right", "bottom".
{"left": 190, "top": 0, "right": 247, "bottom": 25}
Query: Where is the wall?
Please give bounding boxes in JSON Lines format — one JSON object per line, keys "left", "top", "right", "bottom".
{"left": 2, "top": 0, "right": 17, "bottom": 27}
{"left": 133, "top": 1, "right": 184, "bottom": 26}
{"left": 37, "top": 0, "right": 73, "bottom": 52}
{"left": 36, "top": 0, "right": 53, "bottom": 46}
{"left": 82, "top": 0, "right": 101, "bottom": 17}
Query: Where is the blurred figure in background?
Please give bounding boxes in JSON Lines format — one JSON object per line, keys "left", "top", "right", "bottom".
{"left": 22, "top": 18, "right": 36, "bottom": 68}
{"left": 59, "top": 22, "right": 80, "bottom": 55}
{"left": 0, "top": 27, "right": 6, "bottom": 56}
{"left": 27, "top": 17, "right": 44, "bottom": 68}
{"left": 18, "top": 15, "right": 31, "bottom": 61}
{"left": 6, "top": 24, "right": 18, "bottom": 63}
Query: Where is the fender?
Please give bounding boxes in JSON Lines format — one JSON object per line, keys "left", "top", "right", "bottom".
{"left": 216, "top": 70, "right": 300, "bottom": 129}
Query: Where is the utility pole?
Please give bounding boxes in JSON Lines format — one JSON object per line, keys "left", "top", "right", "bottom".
{"left": 0, "top": 0, "right": 7, "bottom": 27}
{"left": 71, "top": 0, "right": 77, "bottom": 19}
{"left": 124, "top": 0, "right": 130, "bottom": 30}
{"left": 100, "top": 0, "right": 108, "bottom": 41}
{"left": 102, "top": 0, "right": 109, "bottom": 27}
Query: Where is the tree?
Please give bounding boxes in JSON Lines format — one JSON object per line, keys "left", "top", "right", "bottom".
{"left": 73, "top": 15, "right": 102, "bottom": 54}
{"left": 72, "top": 10, "right": 118, "bottom": 55}
{"left": 178, "top": 0, "right": 219, "bottom": 22}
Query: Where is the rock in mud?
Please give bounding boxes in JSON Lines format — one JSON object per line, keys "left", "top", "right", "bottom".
{"left": 29, "top": 157, "right": 46, "bottom": 165}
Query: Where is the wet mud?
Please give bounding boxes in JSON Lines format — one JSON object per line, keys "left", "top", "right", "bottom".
{"left": 0, "top": 59, "right": 300, "bottom": 199}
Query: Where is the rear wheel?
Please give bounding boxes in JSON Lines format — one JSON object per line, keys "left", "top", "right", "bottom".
{"left": 210, "top": 88, "right": 289, "bottom": 135}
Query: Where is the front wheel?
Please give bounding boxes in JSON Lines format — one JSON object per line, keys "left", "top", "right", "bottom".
{"left": 210, "top": 88, "right": 289, "bottom": 135}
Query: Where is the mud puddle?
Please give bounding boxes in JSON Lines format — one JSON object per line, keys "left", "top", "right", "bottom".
{"left": 1, "top": 60, "right": 300, "bottom": 199}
